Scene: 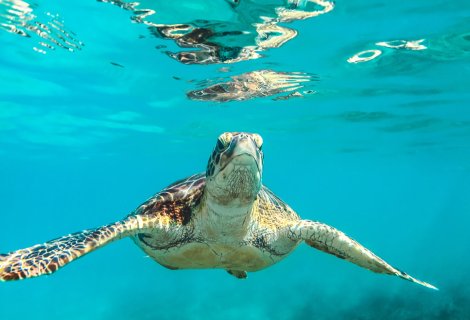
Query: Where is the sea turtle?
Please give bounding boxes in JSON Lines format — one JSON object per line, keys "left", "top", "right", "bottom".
{"left": 0, "top": 132, "right": 436, "bottom": 289}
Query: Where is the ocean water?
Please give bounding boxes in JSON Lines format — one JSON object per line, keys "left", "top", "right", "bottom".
{"left": 0, "top": 0, "right": 469, "bottom": 319}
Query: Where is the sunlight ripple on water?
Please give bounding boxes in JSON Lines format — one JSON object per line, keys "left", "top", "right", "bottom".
{"left": 95, "top": 0, "right": 333, "bottom": 101}
{"left": 99, "top": 0, "right": 334, "bottom": 65}
{"left": 0, "top": 0, "right": 84, "bottom": 53}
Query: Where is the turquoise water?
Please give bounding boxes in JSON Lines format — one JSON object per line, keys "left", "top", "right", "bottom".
{"left": 0, "top": 0, "right": 469, "bottom": 319}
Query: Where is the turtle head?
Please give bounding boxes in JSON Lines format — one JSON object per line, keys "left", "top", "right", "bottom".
{"left": 205, "top": 132, "right": 263, "bottom": 206}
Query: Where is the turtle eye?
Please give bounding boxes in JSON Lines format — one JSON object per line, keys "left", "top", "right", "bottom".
{"left": 216, "top": 139, "right": 225, "bottom": 150}
{"left": 217, "top": 132, "right": 233, "bottom": 149}
{"left": 252, "top": 134, "right": 263, "bottom": 150}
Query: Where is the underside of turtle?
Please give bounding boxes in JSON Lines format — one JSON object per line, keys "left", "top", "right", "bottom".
{"left": 0, "top": 132, "right": 437, "bottom": 290}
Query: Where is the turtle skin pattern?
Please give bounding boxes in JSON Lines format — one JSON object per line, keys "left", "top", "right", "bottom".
{"left": 0, "top": 174, "right": 205, "bottom": 281}
{"left": 0, "top": 221, "right": 133, "bottom": 281}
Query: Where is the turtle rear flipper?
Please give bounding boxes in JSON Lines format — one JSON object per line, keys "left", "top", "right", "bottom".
{"left": 0, "top": 216, "right": 146, "bottom": 281}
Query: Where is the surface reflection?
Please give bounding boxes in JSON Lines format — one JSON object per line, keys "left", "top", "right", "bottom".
{"left": 376, "top": 39, "right": 427, "bottom": 51}
{"left": 187, "top": 69, "right": 316, "bottom": 102}
{"left": 100, "top": 0, "right": 334, "bottom": 64}
{"left": 0, "top": 0, "right": 83, "bottom": 53}
{"left": 347, "top": 49, "right": 382, "bottom": 64}
{"left": 347, "top": 39, "right": 427, "bottom": 64}
{"left": 347, "top": 28, "right": 470, "bottom": 66}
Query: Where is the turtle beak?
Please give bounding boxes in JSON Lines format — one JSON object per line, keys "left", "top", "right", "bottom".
{"left": 223, "top": 136, "right": 262, "bottom": 173}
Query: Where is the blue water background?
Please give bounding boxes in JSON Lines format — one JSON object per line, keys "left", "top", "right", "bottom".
{"left": 1, "top": 0, "right": 469, "bottom": 319}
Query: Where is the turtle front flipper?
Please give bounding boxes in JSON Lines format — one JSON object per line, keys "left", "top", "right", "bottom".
{"left": 289, "top": 219, "right": 437, "bottom": 290}
{"left": 0, "top": 215, "right": 151, "bottom": 281}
